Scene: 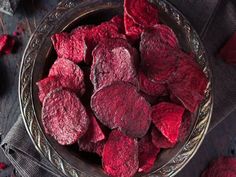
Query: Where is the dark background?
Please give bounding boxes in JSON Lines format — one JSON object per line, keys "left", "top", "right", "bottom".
{"left": 0, "top": 0, "right": 236, "bottom": 176}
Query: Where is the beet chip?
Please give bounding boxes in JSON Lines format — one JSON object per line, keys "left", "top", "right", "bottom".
{"left": 36, "top": 76, "right": 62, "bottom": 102}
{"left": 0, "top": 34, "right": 15, "bottom": 55}
{"left": 91, "top": 38, "right": 138, "bottom": 90}
{"left": 91, "top": 82, "right": 151, "bottom": 138}
{"left": 78, "top": 139, "right": 105, "bottom": 156}
{"left": 151, "top": 127, "right": 176, "bottom": 149}
{"left": 138, "top": 133, "right": 160, "bottom": 173}
{"left": 51, "top": 25, "right": 93, "bottom": 63}
{"left": 49, "top": 58, "right": 85, "bottom": 95}
{"left": 201, "top": 157, "right": 236, "bottom": 177}
{"left": 140, "top": 25, "right": 179, "bottom": 82}
{"left": 152, "top": 102, "right": 185, "bottom": 144}
{"left": 80, "top": 112, "right": 105, "bottom": 143}
{"left": 168, "top": 55, "right": 208, "bottom": 113}
{"left": 138, "top": 70, "right": 166, "bottom": 96}
{"left": 42, "top": 89, "right": 89, "bottom": 145}
{"left": 124, "top": 0, "right": 159, "bottom": 28}
{"left": 102, "top": 130, "right": 139, "bottom": 177}
{"left": 218, "top": 32, "right": 236, "bottom": 64}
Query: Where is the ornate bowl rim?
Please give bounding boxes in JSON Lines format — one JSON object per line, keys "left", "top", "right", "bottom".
{"left": 19, "top": 0, "right": 213, "bottom": 176}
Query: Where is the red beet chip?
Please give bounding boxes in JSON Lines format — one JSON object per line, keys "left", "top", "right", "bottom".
{"left": 124, "top": 12, "right": 143, "bottom": 42}
{"left": 0, "top": 35, "right": 15, "bottom": 55}
{"left": 102, "top": 130, "right": 139, "bottom": 177}
{"left": 36, "top": 76, "right": 62, "bottom": 102}
{"left": 91, "top": 38, "right": 138, "bottom": 90}
{"left": 138, "top": 133, "right": 160, "bottom": 173}
{"left": 0, "top": 162, "right": 7, "bottom": 170}
{"left": 80, "top": 112, "right": 105, "bottom": 143}
{"left": 151, "top": 127, "right": 176, "bottom": 149}
{"left": 140, "top": 25, "right": 179, "bottom": 82}
{"left": 51, "top": 25, "right": 93, "bottom": 64}
{"left": 218, "top": 32, "right": 236, "bottom": 64}
{"left": 201, "top": 157, "right": 236, "bottom": 177}
{"left": 152, "top": 102, "right": 185, "bottom": 144}
{"left": 178, "top": 111, "right": 192, "bottom": 142}
{"left": 168, "top": 55, "right": 208, "bottom": 113}
{"left": 91, "top": 82, "right": 151, "bottom": 138}
{"left": 49, "top": 58, "right": 85, "bottom": 96}
{"left": 124, "top": 0, "right": 159, "bottom": 28}
{"left": 78, "top": 139, "right": 105, "bottom": 156}
{"left": 138, "top": 70, "right": 166, "bottom": 97}
{"left": 42, "top": 89, "right": 89, "bottom": 145}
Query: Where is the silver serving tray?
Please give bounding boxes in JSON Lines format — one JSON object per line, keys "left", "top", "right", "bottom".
{"left": 19, "top": 0, "right": 213, "bottom": 176}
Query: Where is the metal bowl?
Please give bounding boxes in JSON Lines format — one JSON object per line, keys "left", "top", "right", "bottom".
{"left": 19, "top": 0, "right": 213, "bottom": 176}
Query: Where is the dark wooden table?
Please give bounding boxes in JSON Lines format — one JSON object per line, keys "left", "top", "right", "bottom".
{"left": 0, "top": 0, "right": 235, "bottom": 177}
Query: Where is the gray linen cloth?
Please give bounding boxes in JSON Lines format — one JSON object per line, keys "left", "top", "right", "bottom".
{"left": 1, "top": 0, "right": 236, "bottom": 177}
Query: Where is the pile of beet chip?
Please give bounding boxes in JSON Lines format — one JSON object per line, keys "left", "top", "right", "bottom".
{"left": 37, "top": 0, "right": 208, "bottom": 176}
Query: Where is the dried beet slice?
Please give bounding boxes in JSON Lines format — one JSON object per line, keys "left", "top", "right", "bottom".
{"left": 138, "top": 133, "right": 160, "bottom": 173}
{"left": 51, "top": 25, "right": 93, "bottom": 63}
{"left": 168, "top": 55, "right": 208, "bottom": 113}
{"left": 78, "top": 139, "right": 105, "bottom": 156}
{"left": 0, "top": 34, "right": 15, "bottom": 55}
{"left": 36, "top": 76, "right": 62, "bottom": 103}
{"left": 124, "top": 12, "right": 143, "bottom": 42}
{"left": 152, "top": 102, "right": 185, "bottom": 144}
{"left": 91, "top": 38, "right": 138, "bottom": 90}
{"left": 140, "top": 25, "right": 179, "bottom": 82}
{"left": 124, "top": 0, "right": 159, "bottom": 27}
{"left": 201, "top": 157, "right": 236, "bottom": 177}
{"left": 218, "top": 32, "right": 236, "bottom": 64}
{"left": 42, "top": 89, "right": 89, "bottom": 145}
{"left": 138, "top": 70, "right": 166, "bottom": 96}
{"left": 102, "top": 130, "right": 139, "bottom": 177}
{"left": 151, "top": 127, "right": 176, "bottom": 149}
{"left": 49, "top": 58, "right": 85, "bottom": 95}
{"left": 80, "top": 111, "right": 105, "bottom": 143}
{"left": 91, "top": 82, "right": 151, "bottom": 138}
{"left": 178, "top": 111, "right": 192, "bottom": 142}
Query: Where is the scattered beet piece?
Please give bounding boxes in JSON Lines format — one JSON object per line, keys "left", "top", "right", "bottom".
{"left": 138, "top": 133, "right": 160, "bottom": 173}
{"left": 201, "top": 157, "right": 236, "bottom": 177}
{"left": 140, "top": 25, "right": 179, "bottom": 82}
{"left": 218, "top": 32, "right": 236, "bottom": 64}
{"left": 152, "top": 102, "right": 185, "bottom": 144}
{"left": 0, "top": 35, "right": 15, "bottom": 55}
{"left": 138, "top": 70, "right": 166, "bottom": 96}
{"left": 91, "top": 38, "right": 138, "bottom": 90}
{"left": 102, "top": 130, "right": 139, "bottom": 177}
{"left": 49, "top": 58, "right": 85, "bottom": 96}
{"left": 78, "top": 139, "right": 105, "bottom": 156}
{"left": 42, "top": 89, "right": 89, "bottom": 145}
{"left": 80, "top": 111, "right": 105, "bottom": 143}
{"left": 168, "top": 55, "right": 208, "bottom": 113}
{"left": 91, "top": 82, "right": 151, "bottom": 138}
{"left": 151, "top": 127, "right": 176, "bottom": 149}
{"left": 0, "top": 162, "right": 7, "bottom": 170}
{"left": 124, "top": 0, "right": 159, "bottom": 27}
{"left": 36, "top": 76, "right": 62, "bottom": 103}
{"left": 178, "top": 111, "right": 192, "bottom": 142}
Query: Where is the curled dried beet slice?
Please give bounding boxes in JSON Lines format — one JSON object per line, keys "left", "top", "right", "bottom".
{"left": 36, "top": 76, "right": 62, "bottom": 103}
{"left": 201, "top": 157, "right": 236, "bottom": 177}
{"left": 49, "top": 58, "right": 85, "bottom": 95}
{"left": 91, "top": 82, "right": 151, "bottom": 138}
{"left": 168, "top": 55, "right": 208, "bottom": 113}
{"left": 138, "top": 70, "right": 166, "bottom": 96}
{"left": 42, "top": 89, "right": 89, "bottom": 145}
{"left": 140, "top": 25, "right": 179, "bottom": 82}
{"left": 124, "top": 0, "right": 159, "bottom": 27}
{"left": 78, "top": 139, "right": 105, "bottom": 157}
{"left": 138, "top": 133, "right": 160, "bottom": 173}
{"left": 102, "top": 130, "right": 139, "bottom": 177}
{"left": 151, "top": 127, "right": 176, "bottom": 149}
{"left": 91, "top": 38, "right": 138, "bottom": 90}
{"left": 152, "top": 102, "right": 185, "bottom": 144}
